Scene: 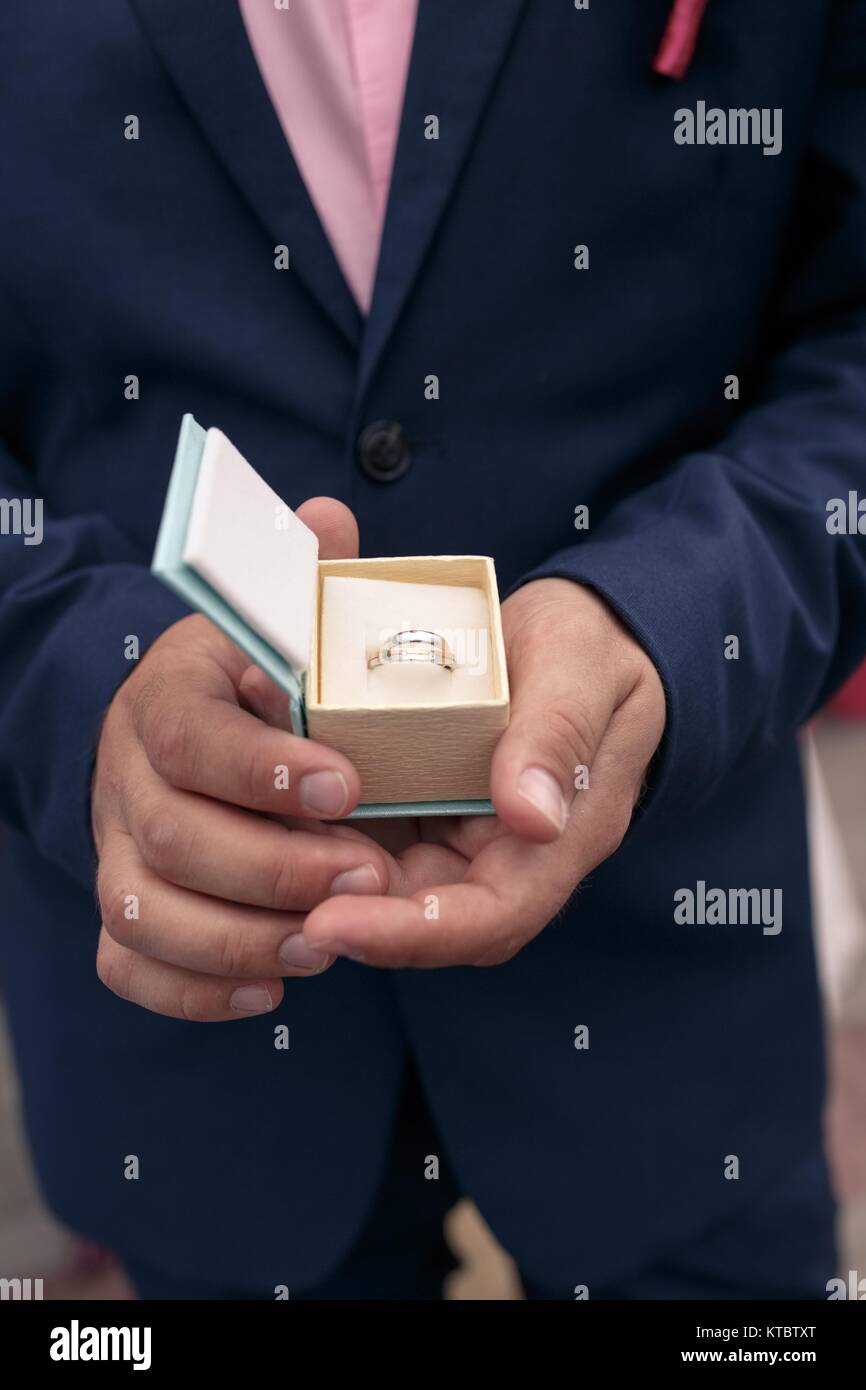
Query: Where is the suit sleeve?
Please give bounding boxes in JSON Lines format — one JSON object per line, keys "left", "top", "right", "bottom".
{"left": 0, "top": 430, "right": 188, "bottom": 888}
{"left": 515, "top": 0, "right": 866, "bottom": 819}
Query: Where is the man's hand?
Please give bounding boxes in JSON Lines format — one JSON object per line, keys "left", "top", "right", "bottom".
{"left": 302, "top": 579, "right": 666, "bottom": 967}
{"left": 92, "top": 499, "right": 398, "bottom": 1021}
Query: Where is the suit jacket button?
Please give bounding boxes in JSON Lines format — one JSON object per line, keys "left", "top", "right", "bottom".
{"left": 357, "top": 420, "right": 411, "bottom": 482}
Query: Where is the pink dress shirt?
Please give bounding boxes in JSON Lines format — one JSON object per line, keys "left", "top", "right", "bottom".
{"left": 239, "top": 0, "right": 418, "bottom": 313}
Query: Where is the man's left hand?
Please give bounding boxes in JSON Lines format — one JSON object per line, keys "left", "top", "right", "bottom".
{"left": 303, "top": 578, "right": 667, "bottom": 967}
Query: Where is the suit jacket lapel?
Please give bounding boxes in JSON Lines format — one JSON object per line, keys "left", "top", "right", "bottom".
{"left": 129, "top": 0, "right": 362, "bottom": 349}
{"left": 359, "top": 0, "right": 527, "bottom": 400}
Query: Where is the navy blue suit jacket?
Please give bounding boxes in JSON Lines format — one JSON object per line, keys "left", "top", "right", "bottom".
{"left": 1, "top": 0, "right": 865, "bottom": 1291}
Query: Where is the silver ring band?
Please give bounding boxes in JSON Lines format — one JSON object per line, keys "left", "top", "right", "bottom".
{"left": 368, "top": 629, "right": 456, "bottom": 672}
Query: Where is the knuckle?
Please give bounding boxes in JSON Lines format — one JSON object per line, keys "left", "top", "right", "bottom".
{"left": 177, "top": 983, "right": 214, "bottom": 1024}
{"left": 474, "top": 934, "right": 523, "bottom": 967}
{"left": 95, "top": 933, "right": 133, "bottom": 1001}
{"left": 136, "top": 801, "right": 187, "bottom": 879}
{"left": 216, "top": 926, "right": 251, "bottom": 980}
{"left": 598, "top": 805, "right": 632, "bottom": 861}
{"left": 244, "top": 746, "right": 277, "bottom": 808}
{"left": 127, "top": 669, "right": 169, "bottom": 741}
{"left": 542, "top": 701, "right": 598, "bottom": 773}
{"left": 469, "top": 928, "right": 525, "bottom": 973}
{"left": 92, "top": 735, "right": 123, "bottom": 822}
{"left": 145, "top": 704, "right": 198, "bottom": 784}
{"left": 97, "top": 866, "right": 136, "bottom": 946}
{"left": 268, "top": 851, "right": 300, "bottom": 910}
{"left": 607, "top": 815, "right": 631, "bottom": 858}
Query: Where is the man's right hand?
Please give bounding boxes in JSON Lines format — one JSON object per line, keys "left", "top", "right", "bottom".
{"left": 92, "top": 498, "right": 393, "bottom": 1021}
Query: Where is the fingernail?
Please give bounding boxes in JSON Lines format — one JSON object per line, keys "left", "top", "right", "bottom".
{"left": 278, "top": 934, "right": 331, "bottom": 973}
{"left": 300, "top": 770, "right": 349, "bottom": 816}
{"left": 309, "top": 940, "right": 366, "bottom": 964}
{"left": 329, "top": 862, "right": 381, "bottom": 896}
{"left": 517, "top": 766, "right": 568, "bottom": 832}
{"left": 229, "top": 984, "right": 274, "bottom": 1014}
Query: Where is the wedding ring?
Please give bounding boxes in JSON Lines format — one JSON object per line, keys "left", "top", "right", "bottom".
{"left": 368, "top": 629, "right": 456, "bottom": 671}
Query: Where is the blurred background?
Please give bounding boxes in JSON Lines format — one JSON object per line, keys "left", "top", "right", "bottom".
{"left": 2, "top": 686, "right": 865, "bottom": 1300}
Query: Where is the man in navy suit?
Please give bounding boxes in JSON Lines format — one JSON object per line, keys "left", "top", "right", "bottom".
{"left": 0, "top": 0, "right": 864, "bottom": 1299}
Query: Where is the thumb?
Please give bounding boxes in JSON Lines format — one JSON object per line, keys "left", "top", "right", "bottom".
{"left": 296, "top": 495, "right": 359, "bottom": 561}
{"left": 491, "top": 595, "right": 616, "bottom": 844}
{"left": 239, "top": 495, "right": 360, "bottom": 728}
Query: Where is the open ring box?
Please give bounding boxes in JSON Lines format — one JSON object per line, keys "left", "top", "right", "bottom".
{"left": 152, "top": 416, "right": 510, "bottom": 818}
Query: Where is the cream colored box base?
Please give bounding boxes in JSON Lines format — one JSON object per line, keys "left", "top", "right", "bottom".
{"left": 308, "top": 556, "right": 509, "bottom": 804}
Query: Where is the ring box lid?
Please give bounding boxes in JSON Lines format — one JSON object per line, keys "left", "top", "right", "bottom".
{"left": 152, "top": 414, "right": 316, "bottom": 734}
